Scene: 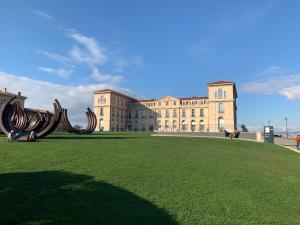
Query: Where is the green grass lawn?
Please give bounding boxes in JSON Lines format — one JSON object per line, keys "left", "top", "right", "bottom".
{"left": 0, "top": 132, "right": 299, "bottom": 225}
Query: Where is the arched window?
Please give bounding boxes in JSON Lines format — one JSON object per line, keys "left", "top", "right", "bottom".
{"left": 200, "top": 120, "right": 205, "bottom": 131}
{"left": 217, "top": 88, "right": 223, "bottom": 99}
{"left": 99, "top": 119, "right": 104, "bottom": 131}
{"left": 158, "top": 120, "right": 162, "bottom": 130}
{"left": 173, "top": 120, "right": 177, "bottom": 130}
{"left": 218, "top": 116, "right": 225, "bottom": 131}
{"left": 182, "top": 120, "right": 187, "bottom": 131}
{"left": 173, "top": 110, "right": 177, "bottom": 118}
{"left": 165, "top": 120, "right": 169, "bottom": 129}
{"left": 191, "top": 120, "right": 196, "bottom": 131}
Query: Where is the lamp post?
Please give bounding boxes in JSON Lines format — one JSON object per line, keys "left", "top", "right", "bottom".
{"left": 285, "top": 117, "right": 288, "bottom": 139}
{"left": 268, "top": 120, "right": 270, "bottom": 126}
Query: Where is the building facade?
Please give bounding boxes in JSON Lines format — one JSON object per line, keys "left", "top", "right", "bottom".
{"left": 0, "top": 88, "right": 26, "bottom": 109}
{"left": 93, "top": 81, "right": 237, "bottom": 132}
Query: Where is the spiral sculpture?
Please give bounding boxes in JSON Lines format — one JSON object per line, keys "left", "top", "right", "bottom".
{"left": 0, "top": 97, "right": 97, "bottom": 140}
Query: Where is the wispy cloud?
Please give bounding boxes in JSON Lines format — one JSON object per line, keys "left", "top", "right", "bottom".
{"left": 241, "top": 66, "right": 300, "bottom": 100}
{"left": 69, "top": 32, "right": 107, "bottom": 65}
{"left": 218, "top": 1, "right": 276, "bottom": 31}
{"left": 37, "top": 66, "right": 74, "bottom": 78}
{"left": 33, "top": 10, "right": 54, "bottom": 20}
{"left": 35, "top": 18, "right": 143, "bottom": 84}
{"left": 38, "top": 50, "right": 71, "bottom": 66}
{"left": 112, "top": 54, "right": 144, "bottom": 72}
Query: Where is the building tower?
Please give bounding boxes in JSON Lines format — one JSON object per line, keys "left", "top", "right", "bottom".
{"left": 207, "top": 81, "right": 237, "bottom": 132}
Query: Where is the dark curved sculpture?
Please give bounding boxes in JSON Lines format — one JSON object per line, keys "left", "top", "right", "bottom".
{"left": 0, "top": 97, "right": 62, "bottom": 140}
{"left": 60, "top": 108, "right": 97, "bottom": 134}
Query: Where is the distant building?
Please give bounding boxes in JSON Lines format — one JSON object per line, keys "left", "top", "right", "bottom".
{"left": 93, "top": 81, "right": 237, "bottom": 132}
{"left": 0, "top": 88, "right": 27, "bottom": 109}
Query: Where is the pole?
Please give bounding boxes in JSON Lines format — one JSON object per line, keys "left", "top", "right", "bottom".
{"left": 268, "top": 120, "right": 270, "bottom": 126}
{"left": 285, "top": 117, "right": 288, "bottom": 139}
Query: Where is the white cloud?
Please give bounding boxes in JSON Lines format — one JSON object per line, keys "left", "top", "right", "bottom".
{"left": 37, "top": 66, "right": 74, "bottom": 78}
{"left": 38, "top": 50, "right": 71, "bottom": 65}
{"left": 90, "top": 67, "right": 123, "bottom": 84}
{"left": 69, "top": 33, "right": 107, "bottom": 65}
{"left": 33, "top": 10, "right": 54, "bottom": 20}
{"left": 0, "top": 70, "right": 132, "bottom": 125}
{"left": 241, "top": 66, "right": 300, "bottom": 100}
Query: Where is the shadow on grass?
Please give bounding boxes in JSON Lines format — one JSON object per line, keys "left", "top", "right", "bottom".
{"left": 0, "top": 171, "right": 178, "bottom": 225}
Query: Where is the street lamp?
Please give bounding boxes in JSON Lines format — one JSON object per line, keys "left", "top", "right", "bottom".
{"left": 285, "top": 117, "right": 288, "bottom": 139}
{"left": 268, "top": 120, "right": 270, "bottom": 126}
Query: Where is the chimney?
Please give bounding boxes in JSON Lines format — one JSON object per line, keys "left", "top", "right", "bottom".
{"left": 18, "top": 91, "right": 21, "bottom": 96}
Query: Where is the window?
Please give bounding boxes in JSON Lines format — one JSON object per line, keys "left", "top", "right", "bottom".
{"left": 135, "top": 110, "right": 138, "bottom": 118}
{"left": 182, "top": 109, "right": 186, "bottom": 117}
{"left": 182, "top": 120, "right": 187, "bottom": 131}
{"left": 99, "top": 119, "right": 104, "bottom": 130}
{"left": 217, "top": 88, "right": 223, "bottom": 99}
{"left": 191, "top": 120, "right": 196, "bottom": 131}
{"left": 200, "top": 109, "right": 204, "bottom": 117}
{"left": 218, "top": 116, "right": 225, "bottom": 131}
{"left": 200, "top": 120, "right": 205, "bottom": 131}
{"left": 173, "top": 120, "right": 177, "bottom": 130}
{"left": 173, "top": 110, "right": 177, "bottom": 118}
{"left": 112, "top": 108, "right": 115, "bottom": 116}
{"left": 166, "top": 101, "right": 169, "bottom": 106}
{"left": 99, "top": 96, "right": 106, "bottom": 105}
{"left": 224, "top": 91, "right": 227, "bottom": 99}
{"left": 174, "top": 101, "right": 177, "bottom": 106}
{"left": 158, "top": 120, "right": 162, "bottom": 130}
{"left": 191, "top": 109, "right": 196, "bottom": 117}
{"left": 165, "top": 110, "right": 169, "bottom": 118}
{"left": 129, "top": 111, "right": 132, "bottom": 118}
{"left": 165, "top": 120, "right": 169, "bottom": 129}
{"left": 158, "top": 110, "right": 161, "bottom": 118}
{"left": 218, "top": 103, "right": 224, "bottom": 113}
{"left": 100, "top": 107, "right": 104, "bottom": 116}
{"left": 142, "top": 110, "right": 146, "bottom": 118}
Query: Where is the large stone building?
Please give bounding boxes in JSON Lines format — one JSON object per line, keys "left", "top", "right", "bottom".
{"left": 0, "top": 88, "right": 26, "bottom": 109}
{"left": 93, "top": 81, "right": 237, "bottom": 132}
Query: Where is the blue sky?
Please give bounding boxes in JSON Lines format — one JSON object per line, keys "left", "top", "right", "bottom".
{"left": 0, "top": 0, "right": 300, "bottom": 131}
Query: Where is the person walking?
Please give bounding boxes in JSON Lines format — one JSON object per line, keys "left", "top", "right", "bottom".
{"left": 296, "top": 135, "right": 300, "bottom": 150}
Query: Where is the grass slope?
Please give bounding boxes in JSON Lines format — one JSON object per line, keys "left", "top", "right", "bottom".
{"left": 0, "top": 132, "right": 299, "bottom": 225}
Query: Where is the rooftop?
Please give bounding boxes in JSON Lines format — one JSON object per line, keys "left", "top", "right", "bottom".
{"left": 0, "top": 88, "right": 27, "bottom": 99}
{"left": 207, "top": 80, "right": 235, "bottom": 85}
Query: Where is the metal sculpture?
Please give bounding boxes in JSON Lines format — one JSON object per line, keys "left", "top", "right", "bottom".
{"left": 60, "top": 107, "right": 97, "bottom": 134}
{"left": 0, "top": 97, "right": 63, "bottom": 140}
{"left": 0, "top": 96, "right": 97, "bottom": 140}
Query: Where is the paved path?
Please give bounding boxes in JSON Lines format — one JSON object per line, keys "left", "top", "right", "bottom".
{"left": 274, "top": 137, "right": 300, "bottom": 154}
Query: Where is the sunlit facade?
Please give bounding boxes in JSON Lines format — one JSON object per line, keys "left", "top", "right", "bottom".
{"left": 94, "top": 81, "right": 237, "bottom": 132}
